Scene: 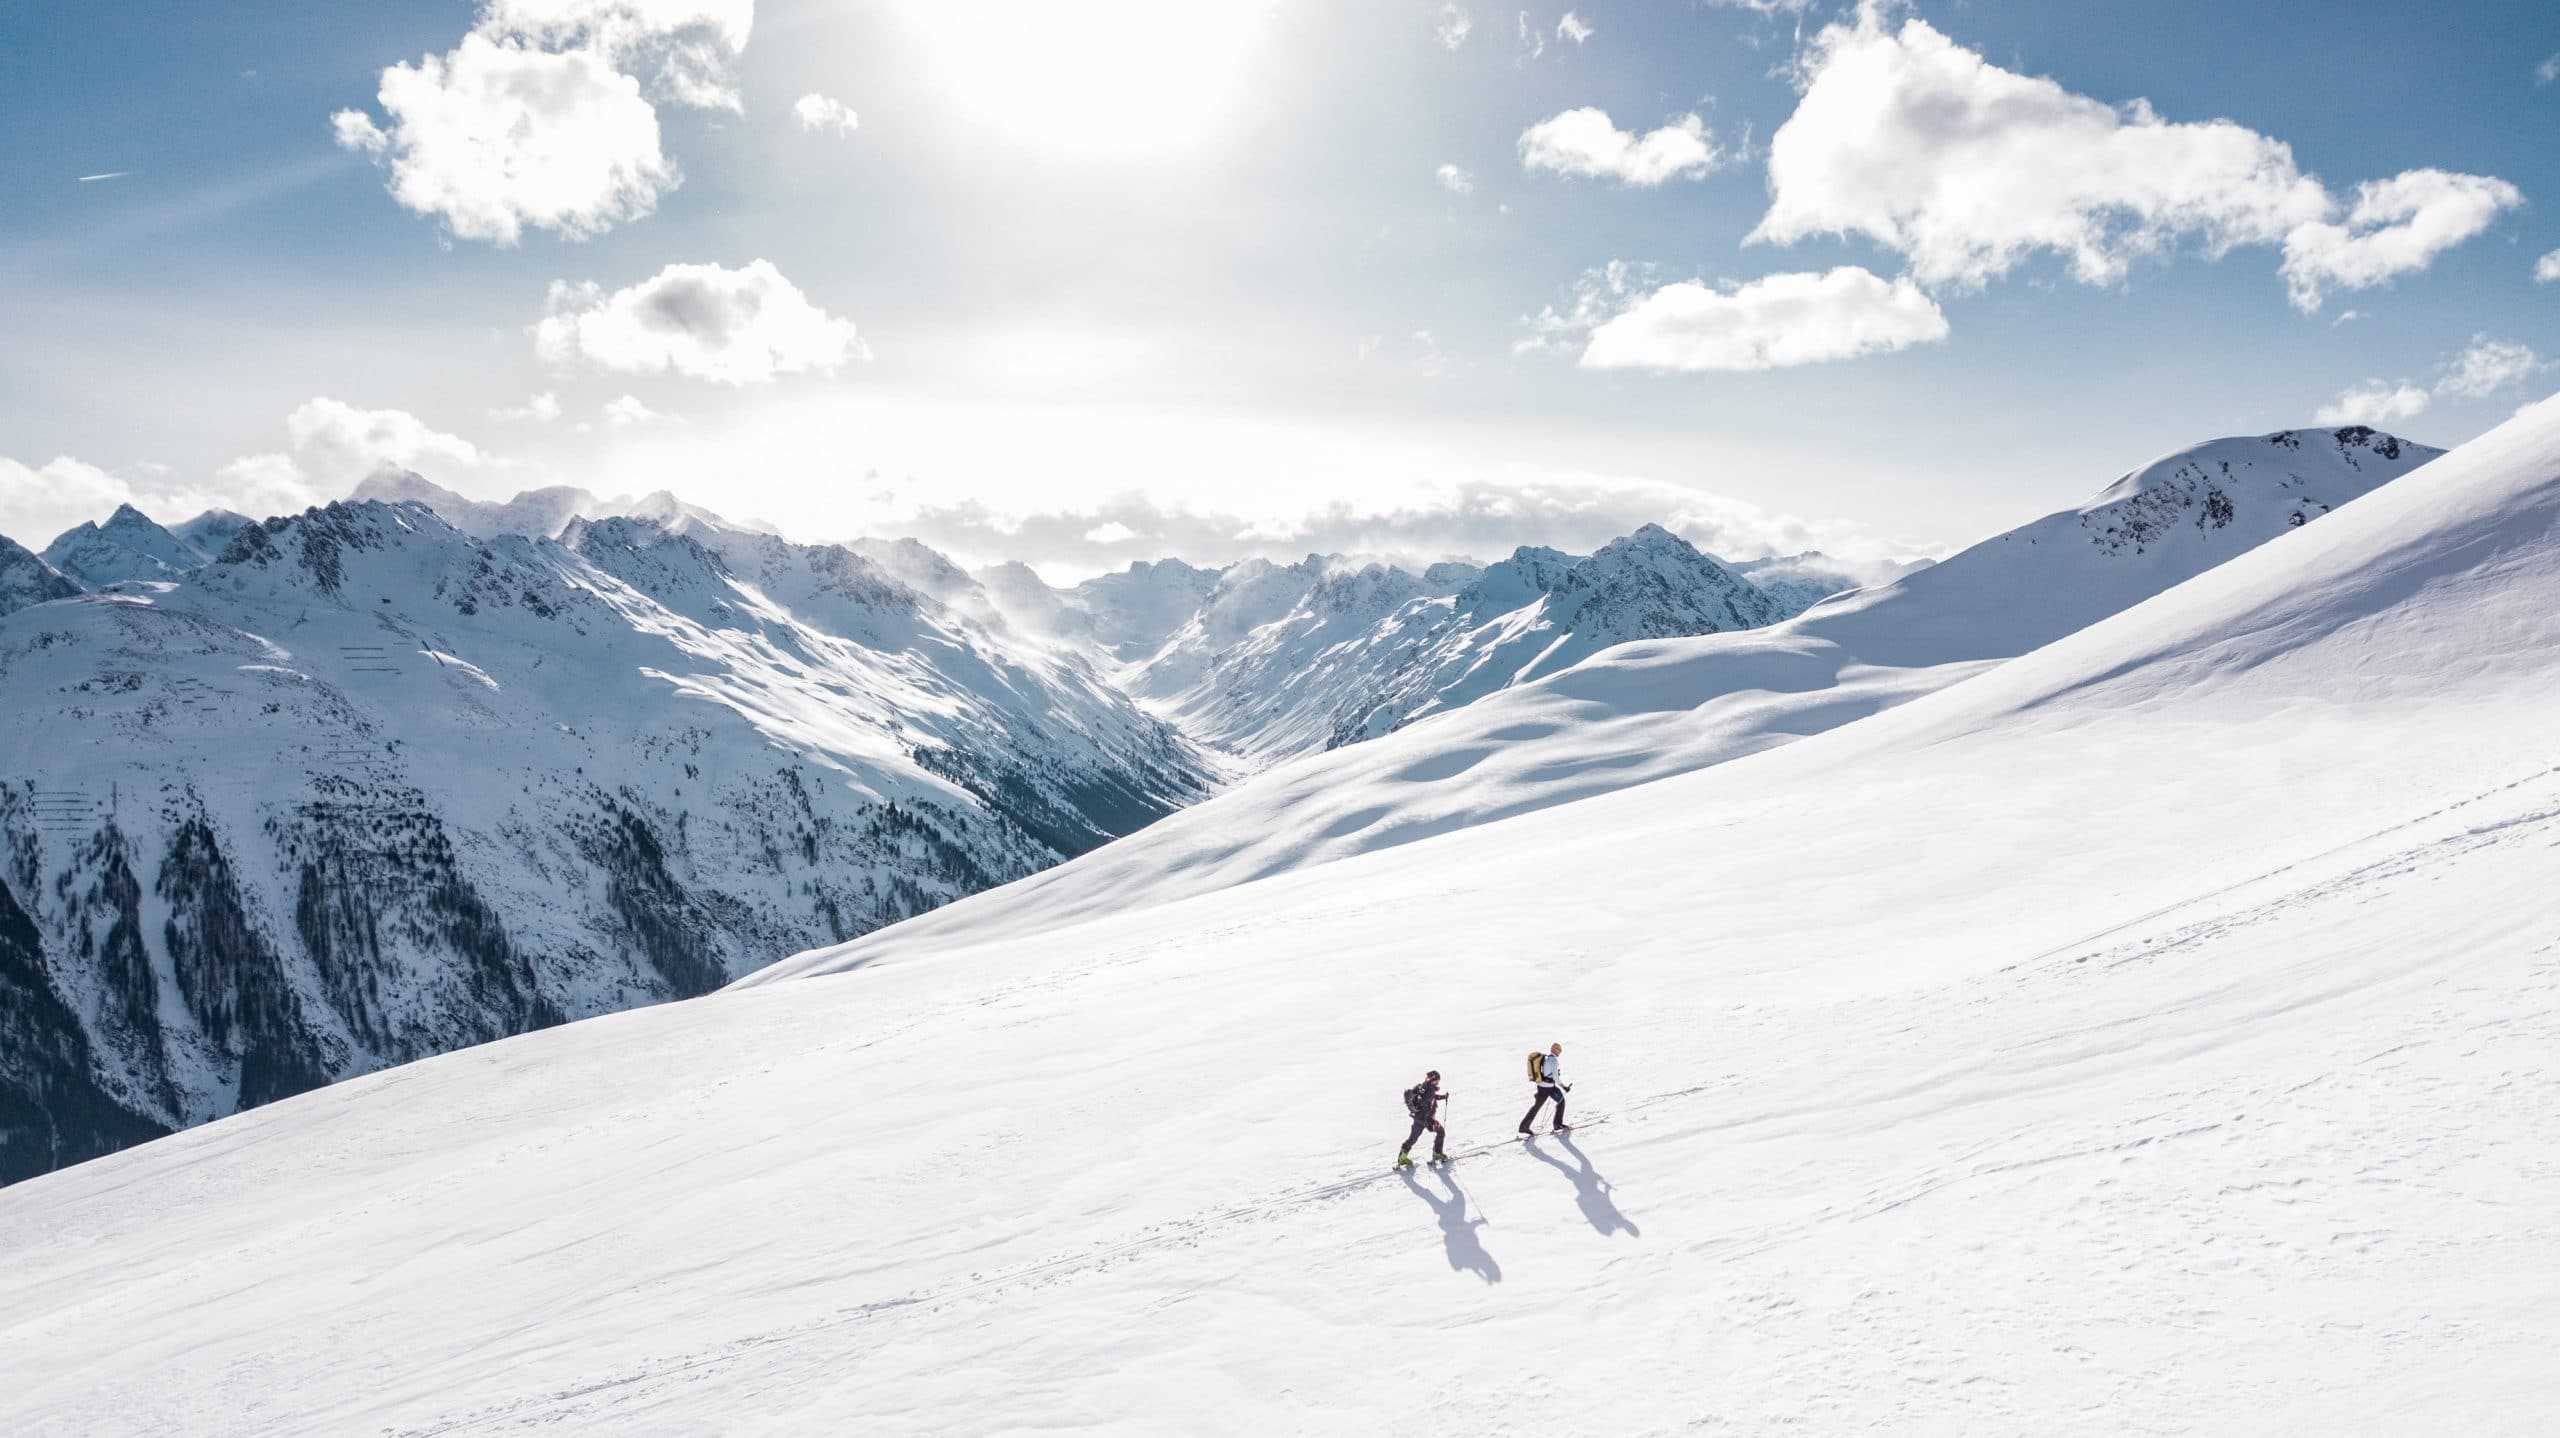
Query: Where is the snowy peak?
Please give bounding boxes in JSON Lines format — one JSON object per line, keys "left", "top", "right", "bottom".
{"left": 1548, "top": 524, "right": 1785, "bottom": 643}
{"left": 41, "top": 503, "right": 211, "bottom": 586}
{"left": 2074, "top": 427, "right": 2440, "bottom": 553}
{"left": 1458, "top": 545, "right": 1576, "bottom": 613}
{"left": 170, "top": 509, "right": 255, "bottom": 559}
{"left": 0, "top": 534, "right": 81, "bottom": 616}
{"left": 1735, "top": 551, "right": 1933, "bottom": 619}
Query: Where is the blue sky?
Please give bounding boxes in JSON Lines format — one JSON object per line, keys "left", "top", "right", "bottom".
{"left": 3, "top": 0, "right": 2555, "bottom": 574}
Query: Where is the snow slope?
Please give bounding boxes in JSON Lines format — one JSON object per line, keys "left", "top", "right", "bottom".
{"left": 759, "top": 426, "right": 2440, "bottom": 969}
{"left": 0, "top": 498, "right": 1211, "bottom": 1183}
{"left": 1, "top": 407, "right": 2553, "bottom": 1433}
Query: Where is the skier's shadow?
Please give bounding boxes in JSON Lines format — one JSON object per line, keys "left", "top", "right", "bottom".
{"left": 1526, "top": 1133, "right": 1640, "bottom": 1238}
{"left": 1399, "top": 1166, "right": 1501, "bottom": 1283}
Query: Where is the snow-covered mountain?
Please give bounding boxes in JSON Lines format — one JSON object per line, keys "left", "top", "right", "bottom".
{"left": 348, "top": 470, "right": 773, "bottom": 541}
{"left": 1, "top": 407, "right": 2551, "bottom": 1433}
{"left": 169, "top": 508, "right": 255, "bottom": 559}
{"left": 766, "top": 426, "right": 2441, "bottom": 966}
{"left": 345, "top": 477, "right": 1823, "bottom": 766}
{"left": 39, "top": 503, "right": 219, "bottom": 586}
{"left": 1735, "top": 549, "right": 1933, "bottom": 617}
{"left": 1128, "top": 526, "right": 1783, "bottom": 762}
{"left": 0, "top": 534, "right": 81, "bottom": 616}
{"left": 0, "top": 497, "right": 1212, "bottom": 1184}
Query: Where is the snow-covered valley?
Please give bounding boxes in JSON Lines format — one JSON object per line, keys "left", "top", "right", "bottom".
{"left": 0, "top": 400, "right": 2552, "bottom": 1434}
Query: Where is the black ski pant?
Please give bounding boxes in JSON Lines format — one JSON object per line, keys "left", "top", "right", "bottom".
{"left": 1401, "top": 1115, "right": 1446, "bottom": 1157}
{"left": 1521, "top": 1084, "right": 1565, "bottom": 1131}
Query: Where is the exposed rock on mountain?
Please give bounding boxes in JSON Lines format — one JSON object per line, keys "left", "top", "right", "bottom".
{"left": 0, "top": 497, "right": 1213, "bottom": 1184}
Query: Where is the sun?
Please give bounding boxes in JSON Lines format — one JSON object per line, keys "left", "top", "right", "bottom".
{"left": 897, "top": 0, "right": 1277, "bottom": 158}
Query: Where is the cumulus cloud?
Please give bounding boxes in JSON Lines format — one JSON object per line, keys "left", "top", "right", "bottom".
{"left": 1435, "top": 3, "right": 1473, "bottom": 49}
{"left": 1556, "top": 11, "right": 1593, "bottom": 43}
{"left": 1520, "top": 108, "right": 1720, "bottom": 186}
{"left": 285, "top": 398, "right": 486, "bottom": 485}
{"left": 491, "top": 390, "right": 564, "bottom": 422}
{"left": 332, "top": 0, "right": 750, "bottom": 244}
{"left": 2313, "top": 381, "right": 2430, "bottom": 427}
{"left": 483, "top": 0, "right": 754, "bottom": 109}
{"left": 2310, "top": 334, "right": 2545, "bottom": 426}
{"left": 2539, "top": 53, "right": 2559, "bottom": 85}
{"left": 793, "top": 92, "right": 859, "bottom": 136}
{"left": 0, "top": 399, "right": 505, "bottom": 545}
{"left": 1435, "top": 163, "right": 1476, "bottom": 196}
{"left": 1523, "top": 262, "right": 1948, "bottom": 372}
{"left": 2278, "top": 170, "right": 2523, "bottom": 312}
{"left": 332, "top": 35, "right": 674, "bottom": 245}
{"left": 2436, "top": 335, "right": 2543, "bottom": 400}
{"left": 1752, "top": 12, "right": 2519, "bottom": 310}
{"left": 535, "top": 258, "right": 866, "bottom": 384}
{"left": 602, "top": 393, "right": 676, "bottom": 425}
{"left": 2536, "top": 249, "right": 2560, "bottom": 284}
{"left": 0, "top": 452, "right": 327, "bottom": 550}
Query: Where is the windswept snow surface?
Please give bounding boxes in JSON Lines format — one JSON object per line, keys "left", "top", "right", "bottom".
{"left": 2, "top": 406, "right": 2555, "bottom": 1433}
{"left": 759, "top": 427, "right": 2441, "bottom": 972}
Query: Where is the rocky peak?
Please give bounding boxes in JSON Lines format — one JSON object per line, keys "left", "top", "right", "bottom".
{"left": 0, "top": 534, "right": 83, "bottom": 616}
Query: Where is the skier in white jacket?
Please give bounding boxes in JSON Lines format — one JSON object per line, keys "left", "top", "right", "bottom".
{"left": 1519, "top": 1042, "right": 1570, "bottom": 1134}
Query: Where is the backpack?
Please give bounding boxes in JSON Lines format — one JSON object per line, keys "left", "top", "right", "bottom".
{"left": 1403, "top": 1082, "right": 1431, "bottom": 1119}
{"left": 1526, "top": 1050, "right": 1545, "bottom": 1083}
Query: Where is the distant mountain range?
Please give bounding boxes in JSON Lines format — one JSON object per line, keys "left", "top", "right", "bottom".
{"left": 0, "top": 474, "right": 1915, "bottom": 1183}
{"left": 4, "top": 432, "right": 2409, "bottom": 1186}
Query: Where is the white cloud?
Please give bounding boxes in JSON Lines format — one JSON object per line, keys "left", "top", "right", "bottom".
{"left": 285, "top": 398, "right": 485, "bottom": 485}
{"left": 1, "top": 456, "right": 154, "bottom": 548}
{"left": 603, "top": 393, "right": 676, "bottom": 426}
{"left": 2313, "top": 381, "right": 2430, "bottom": 427}
{"left": 0, "top": 452, "right": 328, "bottom": 550}
{"left": 535, "top": 258, "right": 867, "bottom": 384}
{"left": 1538, "top": 264, "right": 1949, "bottom": 373}
{"left": 2436, "top": 335, "right": 2543, "bottom": 400}
{"left": 478, "top": 0, "right": 752, "bottom": 108}
{"left": 2536, "top": 249, "right": 2560, "bottom": 284}
{"left": 332, "top": 35, "right": 674, "bottom": 245}
{"left": 491, "top": 390, "right": 565, "bottom": 422}
{"left": 332, "top": 0, "right": 750, "bottom": 244}
{"left": 1519, "top": 108, "right": 1720, "bottom": 186}
{"left": 2279, "top": 170, "right": 2522, "bottom": 313}
{"left": 1435, "top": 3, "right": 1473, "bottom": 50}
{"left": 0, "top": 399, "right": 496, "bottom": 545}
{"left": 1082, "top": 521, "right": 1140, "bottom": 544}
{"left": 1515, "top": 11, "right": 1544, "bottom": 61}
{"left": 1435, "top": 163, "right": 1477, "bottom": 196}
{"left": 1556, "top": 11, "right": 1593, "bottom": 44}
{"left": 793, "top": 93, "right": 859, "bottom": 136}
{"left": 1752, "top": 13, "right": 2518, "bottom": 310}
{"left": 2539, "top": 53, "right": 2559, "bottom": 85}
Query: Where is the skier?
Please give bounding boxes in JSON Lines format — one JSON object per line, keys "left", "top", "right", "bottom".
{"left": 1520, "top": 1041, "right": 1570, "bottom": 1135}
{"left": 1397, "top": 1070, "right": 1451, "bottom": 1167}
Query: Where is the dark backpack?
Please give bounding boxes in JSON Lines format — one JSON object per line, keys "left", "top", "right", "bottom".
{"left": 1403, "top": 1082, "right": 1431, "bottom": 1119}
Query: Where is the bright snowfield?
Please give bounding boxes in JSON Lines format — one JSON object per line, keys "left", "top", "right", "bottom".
{"left": 5, "top": 404, "right": 2558, "bottom": 1435}
{"left": 755, "top": 427, "right": 2442, "bottom": 967}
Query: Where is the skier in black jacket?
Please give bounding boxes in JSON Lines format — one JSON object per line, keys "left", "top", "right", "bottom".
{"left": 1397, "top": 1070, "right": 1450, "bottom": 1167}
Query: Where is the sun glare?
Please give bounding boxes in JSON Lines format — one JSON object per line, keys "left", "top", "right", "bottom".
{"left": 898, "top": 0, "right": 1275, "bottom": 157}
